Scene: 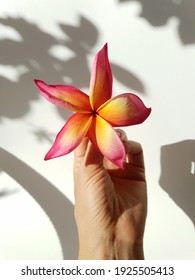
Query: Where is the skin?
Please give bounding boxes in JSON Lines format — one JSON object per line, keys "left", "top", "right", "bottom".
{"left": 73, "top": 129, "right": 147, "bottom": 260}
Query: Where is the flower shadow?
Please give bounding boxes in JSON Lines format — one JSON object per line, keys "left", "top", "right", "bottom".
{"left": 159, "top": 140, "right": 195, "bottom": 228}
{"left": 0, "top": 147, "right": 79, "bottom": 259}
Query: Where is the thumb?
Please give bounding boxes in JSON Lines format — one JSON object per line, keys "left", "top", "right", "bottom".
{"left": 74, "top": 137, "right": 89, "bottom": 159}
{"left": 74, "top": 137, "right": 104, "bottom": 169}
{"left": 84, "top": 140, "right": 104, "bottom": 169}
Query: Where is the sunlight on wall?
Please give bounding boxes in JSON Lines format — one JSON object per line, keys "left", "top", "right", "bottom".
{"left": 0, "top": 0, "right": 194, "bottom": 260}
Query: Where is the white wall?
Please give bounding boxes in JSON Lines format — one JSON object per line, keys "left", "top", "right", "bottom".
{"left": 0, "top": 0, "right": 194, "bottom": 259}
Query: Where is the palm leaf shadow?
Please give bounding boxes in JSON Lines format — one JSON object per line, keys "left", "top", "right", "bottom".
{"left": 0, "top": 147, "right": 78, "bottom": 259}
{"left": 159, "top": 140, "right": 195, "bottom": 228}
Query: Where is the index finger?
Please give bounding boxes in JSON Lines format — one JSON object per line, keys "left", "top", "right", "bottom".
{"left": 124, "top": 140, "right": 145, "bottom": 170}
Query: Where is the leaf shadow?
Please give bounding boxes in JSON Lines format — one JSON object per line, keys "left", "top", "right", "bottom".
{"left": 0, "top": 15, "right": 146, "bottom": 125}
{"left": 0, "top": 187, "right": 19, "bottom": 198}
{"left": 0, "top": 147, "right": 79, "bottom": 259}
{"left": 159, "top": 140, "right": 195, "bottom": 228}
{"left": 118, "top": 0, "right": 195, "bottom": 45}
{"left": 111, "top": 62, "right": 145, "bottom": 94}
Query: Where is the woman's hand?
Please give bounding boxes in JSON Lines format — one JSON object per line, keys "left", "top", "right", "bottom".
{"left": 74, "top": 129, "right": 147, "bottom": 260}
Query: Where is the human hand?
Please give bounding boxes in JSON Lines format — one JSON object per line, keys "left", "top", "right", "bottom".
{"left": 74, "top": 129, "right": 147, "bottom": 260}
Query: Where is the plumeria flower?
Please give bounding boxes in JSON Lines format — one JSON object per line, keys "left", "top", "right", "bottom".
{"left": 35, "top": 43, "right": 151, "bottom": 168}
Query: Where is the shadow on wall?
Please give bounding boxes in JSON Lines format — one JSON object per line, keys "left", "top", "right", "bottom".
{"left": 159, "top": 140, "right": 195, "bottom": 228}
{"left": 0, "top": 15, "right": 145, "bottom": 124}
{"left": 0, "top": 147, "right": 78, "bottom": 259}
{"left": 119, "top": 0, "right": 195, "bottom": 45}
{"left": 0, "top": 186, "right": 19, "bottom": 198}
{"left": 0, "top": 16, "right": 96, "bottom": 122}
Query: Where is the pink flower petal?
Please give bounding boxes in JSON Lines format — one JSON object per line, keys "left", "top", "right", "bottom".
{"left": 89, "top": 43, "right": 113, "bottom": 111}
{"left": 45, "top": 113, "right": 92, "bottom": 160}
{"left": 35, "top": 79, "right": 91, "bottom": 113}
{"left": 97, "top": 93, "right": 151, "bottom": 127}
{"left": 88, "top": 115, "right": 125, "bottom": 168}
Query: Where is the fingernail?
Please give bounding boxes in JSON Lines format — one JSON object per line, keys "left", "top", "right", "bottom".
{"left": 116, "top": 129, "right": 127, "bottom": 141}
{"left": 116, "top": 130, "right": 121, "bottom": 137}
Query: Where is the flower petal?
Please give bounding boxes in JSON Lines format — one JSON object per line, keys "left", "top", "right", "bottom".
{"left": 89, "top": 43, "right": 112, "bottom": 111}
{"left": 97, "top": 93, "right": 151, "bottom": 127}
{"left": 88, "top": 115, "right": 125, "bottom": 168}
{"left": 45, "top": 113, "right": 92, "bottom": 160}
{"left": 34, "top": 79, "right": 91, "bottom": 113}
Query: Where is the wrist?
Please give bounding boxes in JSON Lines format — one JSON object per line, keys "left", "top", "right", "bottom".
{"left": 78, "top": 237, "right": 144, "bottom": 260}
